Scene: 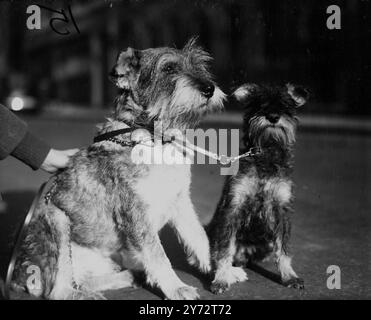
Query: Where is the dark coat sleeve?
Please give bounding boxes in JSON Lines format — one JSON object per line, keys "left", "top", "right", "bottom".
{"left": 0, "top": 104, "right": 50, "bottom": 170}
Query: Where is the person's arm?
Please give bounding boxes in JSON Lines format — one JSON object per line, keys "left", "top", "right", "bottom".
{"left": 0, "top": 104, "right": 50, "bottom": 170}
{"left": 0, "top": 104, "right": 78, "bottom": 172}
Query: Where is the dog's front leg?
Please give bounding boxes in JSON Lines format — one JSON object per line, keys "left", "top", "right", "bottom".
{"left": 210, "top": 231, "right": 248, "bottom": 294}
{"left": 208, "top": 203, "right": 248, "bottom": 294}
{"left": 273, "top": 207, "right": 304, "bottom": 289}
{"left": 274, "top": 232, "right": 304, "bottom": 289}
{"left": 171, "top": 192, "right": 211, "bottom": 274}
{"left": 133, "top": 230, "right": 200, "bottom": 300}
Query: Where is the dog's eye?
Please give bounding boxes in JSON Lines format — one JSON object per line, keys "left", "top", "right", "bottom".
{"left": 162, "top": 64, "right": 176, "bottom": 74}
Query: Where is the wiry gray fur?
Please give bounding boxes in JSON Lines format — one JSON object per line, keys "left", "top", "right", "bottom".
{"left": 12, "top": 39, "right": 225, "bottom": 300}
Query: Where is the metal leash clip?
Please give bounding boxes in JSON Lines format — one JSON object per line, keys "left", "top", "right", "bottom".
{"left": 219, "top": 147, "right": 262, "bottom": 165}
{"left": 218, "top": 154, "right": 231, "bottom": 165}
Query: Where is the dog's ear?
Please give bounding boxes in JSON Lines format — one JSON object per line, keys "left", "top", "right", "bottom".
{"left": 109, "top": 48, "right": 141, "bottom": 88}
{"left": 232, "top": 83, "right": 259, "bottom": 103}
{"left": 286, "top": 83, "right": 309, "bottom": 107}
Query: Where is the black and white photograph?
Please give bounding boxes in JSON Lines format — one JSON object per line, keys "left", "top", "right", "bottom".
{"left": 0, "top": 0, "right": 370, "bottom": 309}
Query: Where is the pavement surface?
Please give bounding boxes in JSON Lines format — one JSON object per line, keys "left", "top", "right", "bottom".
{"left": 0, "top": 112, "right": 370, "bottom": 300}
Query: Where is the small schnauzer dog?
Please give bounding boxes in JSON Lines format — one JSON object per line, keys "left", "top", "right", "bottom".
{"left": 208, "top": 83, "right": 308, "bottom": 294}
{"left": 12, "top": 39, "right": 225, "bottom": 300}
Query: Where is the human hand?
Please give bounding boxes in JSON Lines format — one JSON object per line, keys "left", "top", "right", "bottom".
{"left": 40, "top": 148, "right": 79, "bottom": 173}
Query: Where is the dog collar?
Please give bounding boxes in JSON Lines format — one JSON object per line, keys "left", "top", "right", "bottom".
{"left": 93, "top": 127, "right": 174, "bottom": 148}
{"left": 93, "top": 128, "right": 134, "bottom": 144}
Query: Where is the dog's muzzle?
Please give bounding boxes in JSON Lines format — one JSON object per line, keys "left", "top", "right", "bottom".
{"left": 191, "top": 77, "right": 215, "bottom": 99}
{"left": 108, "top": 68, "right": 126, "bottom": 83}
{"left": 266, "top": 114, "right": 280, "bottom": 124}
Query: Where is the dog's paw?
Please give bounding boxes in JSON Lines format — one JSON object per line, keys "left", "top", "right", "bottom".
{"left": 187, "top": 254, "right": 211, "bottom": 274}
{"left": 283, "top": 277, "right": 304, "bottom": 289}
{"left": 168, "top": 285, "right": 200, "bottom": 300}
{"left": 71, "top": 288, "right": 107, "bottom": 300}
{"left": 228, "top": 266, "right": 248, "bottom": 283}
{"left": 111, "top": 270, "right": 136, "bottom": 289}
{"left": 210, "top": 280, "right": 229, "bottom": 295}
{"left": 187, "top": 254, "right": 198, "bottom": 268}
{"left": 199, "top": 262, "right": 212, "bottom": 274}
{"left": 219, "top": 266, "right": 248, "bottom": 284}
{"left": 210, "top": 266, "right": 248, "bottom": 294}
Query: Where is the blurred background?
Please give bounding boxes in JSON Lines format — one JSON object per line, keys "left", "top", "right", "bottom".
{"left": 0, "top": 0, "right": 370, "bottom": 115}
{"left": 0, "top": 0, "right": 370, "bottom": 299}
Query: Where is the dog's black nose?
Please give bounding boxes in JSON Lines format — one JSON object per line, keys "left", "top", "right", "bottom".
{"left": 266, "top": 114, "right": 280, "bottom": 123}
{"left": 200, "top": 83, "right": 215, "bottom": 99}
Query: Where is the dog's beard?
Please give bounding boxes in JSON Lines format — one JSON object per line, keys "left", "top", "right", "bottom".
{"left": 248, "top": 115, "right": 297, "bottom": 147}
{"left": 148, "top": 77, "right": 225, "bottom": 131}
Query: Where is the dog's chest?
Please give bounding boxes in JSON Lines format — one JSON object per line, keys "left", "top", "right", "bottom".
{"left": 232, "top": 173, "right": 292, "bottom": 210}
{"left": 233, "top": 174, "right": 293, "bottom": 249}
{"left": 133, "top": 145, "right": 192, "bottom": 229}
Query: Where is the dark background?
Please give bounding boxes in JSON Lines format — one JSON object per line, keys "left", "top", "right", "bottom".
{"left": 0, "top": 0, "right": 370, "bottom": 115}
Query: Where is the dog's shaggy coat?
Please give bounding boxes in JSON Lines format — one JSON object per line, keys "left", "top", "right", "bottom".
{"left": 12, "top": 39, "right": 225, "bottom": 300}
{"left": 208, "top": 83, "right": 308, "bottom": 294}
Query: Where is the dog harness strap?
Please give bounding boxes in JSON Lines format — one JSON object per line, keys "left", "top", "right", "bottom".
{"left": 93, "top": 128, "right": 133, "bottom": 143}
